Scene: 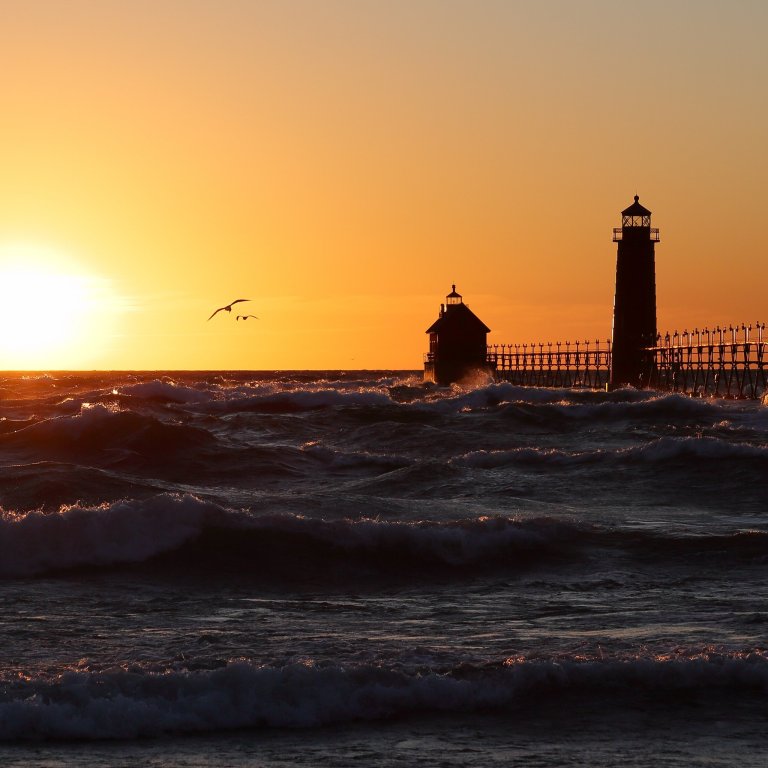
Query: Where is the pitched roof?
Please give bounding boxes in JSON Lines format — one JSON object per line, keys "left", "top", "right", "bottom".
{"left": 426, "top": 302, "right": 491, "bottom": 334}
{"left": 622, "top": 195, "right": 652, "bottom": 217}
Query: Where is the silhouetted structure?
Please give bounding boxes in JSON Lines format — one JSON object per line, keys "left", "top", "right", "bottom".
{"left": 424, "top": 285, "right": 492, "bottom": 385}
{"left": 489, "top": 338, "right": 612, "bottom": 388}
{"left": 422, "top": 198, "right": 766, "bottom": 399}
{"left": 646, "top": 324, "right": 767, "bottom": 398}
{"left": 609, "top": 195, "right": 659, "bottom": 388}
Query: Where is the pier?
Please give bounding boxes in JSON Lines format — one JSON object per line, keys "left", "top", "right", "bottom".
{"left": 424, "top": 196, "right": 766, "bottom": 399}
{"left": 645, "top": 325, "right": 767, "bottom": 398}
{"left": 485, "top": 327, "right": 767, "bottom": 398}
{"left": 487, "top": 339, "right": 612, "bottom": 389}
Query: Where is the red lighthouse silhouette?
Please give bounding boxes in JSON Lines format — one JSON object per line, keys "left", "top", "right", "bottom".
{"left": 609, "top": 195, "right": 659, "bottom": 388}
{"left": 423, "top": 285, "right": 492, "bottom": 385}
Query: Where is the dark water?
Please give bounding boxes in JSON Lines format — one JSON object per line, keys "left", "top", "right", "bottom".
{"left": 0, "top": 371, "right": 767, "bottom": 766}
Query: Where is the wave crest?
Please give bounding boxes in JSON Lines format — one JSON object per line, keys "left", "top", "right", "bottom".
{"left": 3, "top": 403, "right": 214, "bottom": 460}
{"left": 0, "top": 494, "right": 225, "bottom": 576}
{"left": 455, "top": 435, "right": 768, "bottom": 468}
{"left": 0, "top": 498, "right": 582, "bottom": 577}
{"left": 1, "top": 653, "right": 766, "bottom": 739}
{"left": 1, "top": 496, "right": 766, "bottom": 578}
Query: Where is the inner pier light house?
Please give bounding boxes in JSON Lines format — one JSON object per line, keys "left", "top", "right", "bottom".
{"left": 610, "top": 195, "right": 659, "bottom": 389}
{"left": 423, "top": 285, "right": 492, "bottom": 385}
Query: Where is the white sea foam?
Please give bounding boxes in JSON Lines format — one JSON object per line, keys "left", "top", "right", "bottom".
{"left": 118, "top": 379, "right": 218, "bottom": 403}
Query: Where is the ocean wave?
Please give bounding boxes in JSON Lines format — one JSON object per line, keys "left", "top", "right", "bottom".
{"left": 27, "top": 378, "right": 753, "bottom": 427}
{"left": 0, "top": 497, "right": 580, "bottom": 576}
{"left": 0, "top": 652, "right": 765, "bottom": 740}
{"left": 2, "top": 403, "right": 215, "bottom": 460}
{"left": 395, "top": 384, "right": 735, "bottom": 426}
{"left": 520, "top": 392, "right": 722, "bottom": 422}
{"left": 0, "top": 494, "right": 231, "bottom": 576}
{"left": 0, "top": 417, "right": 34, "bottom": 435}
{"left": 455, "top": 435, "right": 768, "bottom": 469}
{"left": 301, "top": 441, "right": 412, "bottom": 469}
{"left": 0, "top": 461, "right": 171, "bottom": 515}
{"left": 117, "top": 379, "right": 218, "bottom": 404}
{"left": 117, "top": 376, "right": 401, "bottom": 413}
{"left": 2, "top": 495, "right": 766, "bottom": 578}
{"left": 205, "top": 388, "right": 395, "bottom": 414}
{"left": 115, "top": 378, "right": 710, "bottom": 418}
{"left": 437, "top": 382, "right": 577, "bottom": 407}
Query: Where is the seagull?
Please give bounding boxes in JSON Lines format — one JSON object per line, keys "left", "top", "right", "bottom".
{"left": 207, "top": 299, "right": 250, "bottom": 320}
{"left": 236, "top": 315, "right": 259, "bottom": 321}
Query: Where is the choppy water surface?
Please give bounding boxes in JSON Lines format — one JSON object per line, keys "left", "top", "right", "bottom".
{"left": 0, "top": 371, "right": 766, "bottom": 766}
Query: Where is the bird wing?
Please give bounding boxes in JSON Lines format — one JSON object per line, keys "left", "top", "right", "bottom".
{"left": 207, "top": 307, "right": 225, "bottom": 320}
{"left": 230, "top": 299, "right": 250, "bottom": 306}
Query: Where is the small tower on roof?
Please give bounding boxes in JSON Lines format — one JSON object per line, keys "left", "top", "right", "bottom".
{"left": 423, "top": 285, "right": 492, "bottom": 385}
{"left": 609, "top": 195, "right": 659, "bottom": 388}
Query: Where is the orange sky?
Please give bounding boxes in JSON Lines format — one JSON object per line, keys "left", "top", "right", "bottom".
{"left": 1, "top": 0, "right": 766, "bottom": 370}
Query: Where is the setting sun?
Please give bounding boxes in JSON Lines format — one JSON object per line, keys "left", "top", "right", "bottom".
{"left": 0, "top": 245, "right": 122, "bottom": 369}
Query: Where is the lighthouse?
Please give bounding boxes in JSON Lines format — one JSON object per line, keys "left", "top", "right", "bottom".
{"left": 424, "top": 285, "right": 492, "bottom": 385}
{"left": 609, "top": 195, "right": 659, "bottom": 388}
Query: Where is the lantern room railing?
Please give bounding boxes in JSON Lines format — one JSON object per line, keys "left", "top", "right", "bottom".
{"left": 612, "top": 227, "right": 660, "bottom": 242}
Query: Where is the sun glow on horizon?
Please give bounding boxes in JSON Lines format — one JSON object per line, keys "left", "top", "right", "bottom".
{"left": 0, "top": 245, "right": 123, "bottom": 369}
{"left": 1, "top": 4, "right": 767, "bottom": 369}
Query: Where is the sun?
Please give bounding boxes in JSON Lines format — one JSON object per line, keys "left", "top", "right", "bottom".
{"left": 0, "top": 244, "right": 121, "bottom": 369}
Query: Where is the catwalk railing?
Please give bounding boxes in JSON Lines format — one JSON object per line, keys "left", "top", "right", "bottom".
{"left": 646, "top": 324, "right": 767, "bottom": 399}
{"left": 487, "top": 339, "right": 612, "bottom": 388}
{"left": 487, "top": 322, "right": 767, "bottom": 398}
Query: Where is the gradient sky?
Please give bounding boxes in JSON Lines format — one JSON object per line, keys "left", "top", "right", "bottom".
{"left": 1, "top": 0, "right": 766, "bottom": 369}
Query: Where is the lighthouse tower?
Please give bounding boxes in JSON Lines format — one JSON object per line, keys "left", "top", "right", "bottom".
{"left": 424, "top": 285, "right": 492, "bottom": 385}
{"left": 609, "top": 195, "right": 659, "bottom": 388}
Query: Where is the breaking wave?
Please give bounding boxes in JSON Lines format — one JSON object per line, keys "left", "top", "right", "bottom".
{"left": 0, "top": 495, "right": 227, "bottom": 576}
{"left": 2, "top": 403, "right": 215, "bottom": 460}
{"left": 1, "top": 494, "right": 766, "bottom": 578}
{"left": 0, "top": 496, "right": 579, "bottom": 576}
{"left": 118, "top": 378, "right": 395, "bottom": 413}
{"left": 0, "top": 652, "right": 766, "bottom": 740}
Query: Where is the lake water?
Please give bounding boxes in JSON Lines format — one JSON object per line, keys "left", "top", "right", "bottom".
{"left": 0, "top": 371, "right": 766, "bottom": 766}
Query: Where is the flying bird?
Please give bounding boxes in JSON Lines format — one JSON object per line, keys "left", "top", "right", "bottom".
{"left": 207, "top": 299, "right": 250, "bottom": 320}
{"left": 236, "top": 315, "right": 259, "bottom": 321}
